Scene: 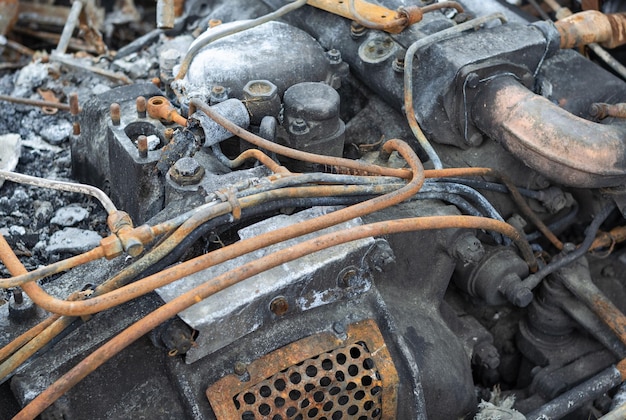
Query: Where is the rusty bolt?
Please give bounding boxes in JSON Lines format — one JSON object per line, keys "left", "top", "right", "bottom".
{"left": 69, "top": 92, "right": 80, "bottom": 116}
{"left": 170, "top": 157, "right": 205, "bottom": 186}
{"left": 234, "top": 361, "right": 248, "bottom": 376}
{"left": 136, "top": 96, "right": 147, "bottom": 118}
{"left": 269, "top": 296, "right": 289, "bottom": 316}
{"left": 338, "top": 267, "right": 359, "bottom": 288}
{"left": 208, "top": 18, "right": 222, "bottom": 28}
{"left": 392, "top": 54, "right": 405, "bottom": 73}
{"left": 137, "top": 135, "right": 148, "bottom": 158}
{"left": 164, "top": 127, "right": 175, "bottom": 143}
{"left": 110, "top": 103, "right": 121, "bottom": 126}
{"left": 72, "top": 122, "right": 81, "bottom": 136}
{"left": 210, "top": 85, "right": 228, "bottom": 105}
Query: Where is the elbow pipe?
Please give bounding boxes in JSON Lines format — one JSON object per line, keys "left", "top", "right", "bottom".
{"left": 471, "top": 76, "right": 626, "bottom": 188}
{"left": 555, "top": 10, "right": 626, "bottom": 49}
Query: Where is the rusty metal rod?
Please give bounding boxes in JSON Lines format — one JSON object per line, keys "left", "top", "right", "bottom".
{"left": 0, "top": 94, "right": 71, "bottom": 111}
{"left": 190, "top": 98, "right": 412, "bottom": 179}
{"left": 591, "top": 225, "right": 626, "bottom": 251}
{"left": 0, "top": 314, "right": 60, "bottom": 364}
{"left": 3, "top": 140, "right": 421, "bottom": 317}
{"left": 11, "top": 175, "right": 420, "bottom": 316}
{"left": 425, "top": 167, "right": 562, "bottom": 251}
{"left": 555, "top": 10, "right": 626, "bottom": 49}
{"left": 13, "top": 211, "right": 532, "bottom": 419}
{"left": 0, "top": 247, "right": 105, "bottom": 289}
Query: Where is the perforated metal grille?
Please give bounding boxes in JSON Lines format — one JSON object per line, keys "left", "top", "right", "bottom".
{"left": 233, "top": 342, "right": 382, "bottom": 420}
{"left": 207, "top": 319, "right": 398, "bottom": 420}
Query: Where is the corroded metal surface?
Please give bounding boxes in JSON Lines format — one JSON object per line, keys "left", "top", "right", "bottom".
{"left": 207, "top": 319, "right": 398, "bottom": 420}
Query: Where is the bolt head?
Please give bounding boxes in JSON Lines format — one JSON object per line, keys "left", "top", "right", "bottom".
{"left": 332, "top": 322, "right": 345, "bottom": 335}
{"left": 234, "top": 361, "right": 247, "bottom": 375}
{"left": 289, "top": 118, "right": 308, "bottom": 134}
{"left": 170, "top": 157, "right": 205, "bottom": 186}
{"left": 243, "top": 80, "right": 278, "bottom": 100}
{"left": 173, "top": 157, "right": 201, "bottom": 176}
{"left": 327, "top": 49, "right": 342, "bottom": 63}
{"left": 270, "top": 296, "right": 289, "bottom": 316}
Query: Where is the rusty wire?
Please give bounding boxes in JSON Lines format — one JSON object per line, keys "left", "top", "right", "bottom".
{"left": 425, "top": 167, "right": 563, "bottom": 251}
{"left": 0, "top": 235, "right": 80, "bottom": 381}
{"left": 14, "top": 186, "right": 410, "bottom": 315}
{"left": 0, "top": 314, "right": 60, "bottom": 364}
{"left": 189, "top": 99, "right": 411, "bottom": 179}
{"left": 218, "top": 148, "right": 291, "bottom": 174}
{"left": 346, "top": 0, "right": 464, "bottom": 32}
{"left": 0, "top": 94, "right": 71, "bottom": 112}
{"left": 12, "top": 211, "right": 533, "bottom": 420}
{"left": 0, "top": 182, "right": 404, "bottom": 317}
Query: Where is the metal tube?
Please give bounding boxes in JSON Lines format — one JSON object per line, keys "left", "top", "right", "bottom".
{"left": 523, "top": 202, "right": 615, "bottom": 289}
{"left": 0, "top": 94, "right": 71, "bottom": 112}
{"left": 53, "top": 0, "right": 82, "bottom": 55}
{"left": 554, "top": 10, "right": 626, "bottom": 49}
{"left": 190, "top": 98, "right": 411, "bottom": 179}
{"left": 526, "top": 360, "right": 626, "bottom": 420}
{"left": 0, "top": 247, "right": 105, "bottom": 289}
{"left": 0, "top": 170, "right": 117, "bottom": 215}
{"left": 156, "top": 0, "right": 175, "bottom": 29}
{"left": 472, "top": 76, "right": 626, "bottom": 188}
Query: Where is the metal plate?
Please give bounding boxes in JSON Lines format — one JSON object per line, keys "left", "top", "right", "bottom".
{"left": 207, "top": 319, "right": 398, "bottom": 420}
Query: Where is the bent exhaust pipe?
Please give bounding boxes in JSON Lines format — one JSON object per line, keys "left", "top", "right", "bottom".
{"left": 471, "top": 76, "right": 626, "bottom": 188}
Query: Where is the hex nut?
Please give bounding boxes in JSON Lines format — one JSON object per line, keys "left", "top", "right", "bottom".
{"left": 243, "top": 80, "right": 278, "bottom": 100}
{"left": 170, "top": 157, "right": 205, "bottom": 186}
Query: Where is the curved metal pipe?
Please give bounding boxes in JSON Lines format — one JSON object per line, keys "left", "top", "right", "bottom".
{"left": 554, "top": 11, "right": 626, "bottom": 49}
{"left": 471, "top": 76, "right": 626, "bottom": 188}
